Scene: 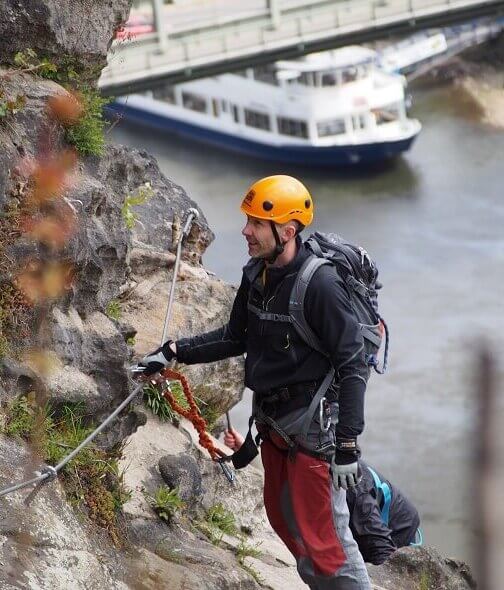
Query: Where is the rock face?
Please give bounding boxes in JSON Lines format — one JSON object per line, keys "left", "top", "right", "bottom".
{"left": 0, "top": 0, "right": 131, "bottom": 83}
{"left": 369, "top": 546, "right": 477, "bottom": 590}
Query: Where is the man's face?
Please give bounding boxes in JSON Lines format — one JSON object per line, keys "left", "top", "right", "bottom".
{"left": 242, "top": 216, "right": 276, "bottom": 258}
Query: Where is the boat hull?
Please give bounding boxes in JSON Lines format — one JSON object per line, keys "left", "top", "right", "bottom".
{"left": 106, "top": 102, "right": 420, "bottom": 167}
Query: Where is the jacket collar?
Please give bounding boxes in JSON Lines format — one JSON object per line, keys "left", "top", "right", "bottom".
{"left": 243, "top": 235, "right": 308, "bottom": 284}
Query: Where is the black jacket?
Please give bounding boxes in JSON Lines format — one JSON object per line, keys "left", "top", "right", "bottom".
{"left": 176, "top": 237, "right": 368, "bottom": 438}
{"left": 346, "top": 460, "right": 421, "bottom": 565}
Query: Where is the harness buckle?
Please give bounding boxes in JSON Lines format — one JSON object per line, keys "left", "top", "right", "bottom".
{"left": 319, "top": 397, "right": 331, "bottom": 433}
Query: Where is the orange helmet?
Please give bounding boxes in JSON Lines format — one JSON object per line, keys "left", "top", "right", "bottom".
{"left": 240, "top": 175, "right": 313, "bottom": 227}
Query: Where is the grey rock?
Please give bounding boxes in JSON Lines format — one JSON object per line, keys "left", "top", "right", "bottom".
{"left": 158, "top": 453, "right": 202, "bottom": 504}
{"left": 368, "top": 546, "right": 477, "bottom": 590}
{"left": 0, "top": 0, "right": 131, "bottom": 84}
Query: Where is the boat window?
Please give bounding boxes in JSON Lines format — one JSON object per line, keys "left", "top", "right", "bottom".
{"left": 317, "top": 118, "right": 346, "bottom": 137}
{"left": 181, "top": 91, "right": 207, "bottom": 113}
{"left": 342, "top": 67, "right": 358, "bottom": 84}
{"left": 321, "top": 72, "right": 338, "bottom": 87}
{"left": 221, "top": 100, "right": 229, "bottom": 113}
{"left": 244, "top": 109, "right": 271, "bottom": 131}
{"left": 373, "top": 105, "right": 400, "bottom": 125}
{"left": 212, "top": 98, "right": 220, "bottom": 117}
{"left": 152, "top": 85, "right": 176, "bottom": 104}
{"left": 232, "top": 104, "right": 240, "bottom": 123}
{"left": 277, "top": 117, "right": 308, "bottom": 138}
{"left": 254, "top": 65, "right": 279, "bottom": 86}
{"left": 298, "top": 72, "right": 315, "bottom": 87}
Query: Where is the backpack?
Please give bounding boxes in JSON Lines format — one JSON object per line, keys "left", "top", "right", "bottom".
{"left": 289, "top": 232, "right": 389, "bottom": 375}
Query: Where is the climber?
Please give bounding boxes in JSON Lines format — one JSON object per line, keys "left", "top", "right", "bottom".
{"left": 138, "top": 175, "right": 373, "bottom": 589}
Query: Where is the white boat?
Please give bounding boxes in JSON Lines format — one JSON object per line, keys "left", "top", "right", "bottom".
{"left": 110, "top": 45, "right": 421, "bottom": 166}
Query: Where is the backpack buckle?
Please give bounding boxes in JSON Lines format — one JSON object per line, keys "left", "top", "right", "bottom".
{"left": 319, "top": 398, "right": 331, "bottom": 433}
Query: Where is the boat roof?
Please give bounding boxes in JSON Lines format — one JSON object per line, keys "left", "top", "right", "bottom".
{"left": 276, "top": 46, "right": 377, "bottom": 73}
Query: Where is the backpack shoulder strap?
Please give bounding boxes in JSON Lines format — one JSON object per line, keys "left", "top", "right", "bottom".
{"left": 289, "top": 255, "right": 331, "bottom": 355}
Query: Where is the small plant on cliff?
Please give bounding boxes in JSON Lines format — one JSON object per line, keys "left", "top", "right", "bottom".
{"left": 121, "top": 182, "right": 154, "bottom": 230}
{"left": 106, "top": 299, "right": 121, "bottom": 321}
{"left": 236, "top": 537, "right": 264, "bottom": 585}
{"left": 196, "top": 503, "right": 238, "bottom": 546}
{"left": 64, "top": 89, "right": 110, "bottom": 156}
{"left": 145, "top": 485, "right": 184, "bottom": 524}
{"left": 2, "top": 394, "right": 38, "bottom": 438}
{"left": 143, "top": 380, "right": 189, "bottom": 423}
{"left": 0, "top": 91, "right": 26, "bottom": 120}
{"left": 13, "top": 49, "right": 58, "bottom": 79}
{"left": 206, "top": 503, "right": 238, "bottom": 536}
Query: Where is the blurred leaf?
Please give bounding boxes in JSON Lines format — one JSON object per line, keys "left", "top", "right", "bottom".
{"left": 48, "top": 92, "right": 84, "bottom": 126}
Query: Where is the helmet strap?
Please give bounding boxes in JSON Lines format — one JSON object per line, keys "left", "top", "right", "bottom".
{"left": 265, "top": 221, "right": 284, "bottom": 264}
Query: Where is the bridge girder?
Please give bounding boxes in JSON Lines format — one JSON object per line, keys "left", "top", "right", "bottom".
{"left": 100, "top": 1, "right": 504, "bottom": 97}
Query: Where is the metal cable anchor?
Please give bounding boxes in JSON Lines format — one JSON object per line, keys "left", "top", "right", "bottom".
{"left": 24, "top": 465, "right": 58, "bottom": 505}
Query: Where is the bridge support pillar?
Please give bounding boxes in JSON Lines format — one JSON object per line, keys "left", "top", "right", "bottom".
{"left": 153, "top": 0, "right": 169, "bottom": 53}
{"left": 269, "top": 0, "right": 281, "bottom": 30}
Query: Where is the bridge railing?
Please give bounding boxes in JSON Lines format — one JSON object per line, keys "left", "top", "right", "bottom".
{"left": 100, "top": 0, "right": 504, "bottom": 93}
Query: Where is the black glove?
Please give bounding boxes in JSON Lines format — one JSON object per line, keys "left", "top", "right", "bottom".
{"left": 332, "top": 438, "right": 362, "bottom": 490}
{"left": 138, "top": 340, "right": 176, "bottom": 376}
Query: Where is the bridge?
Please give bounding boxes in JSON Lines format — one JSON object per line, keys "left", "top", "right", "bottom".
{"left": 99, "top": 0, "right": 504, "bottom": 95}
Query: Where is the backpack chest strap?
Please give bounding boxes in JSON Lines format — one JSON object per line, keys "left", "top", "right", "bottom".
{"left": 247, "top": 302, "right": 292, "bottom": 323}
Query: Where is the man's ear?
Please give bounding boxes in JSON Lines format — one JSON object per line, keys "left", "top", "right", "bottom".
{"left": 281, "top": 222, "right": 297, "bottom": 243}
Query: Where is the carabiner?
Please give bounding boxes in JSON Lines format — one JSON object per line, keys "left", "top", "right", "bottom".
{"left": 217, "top": 458, "right": 235, "bottom": 485}
{"left": 319, "top": 397, "right": 331, "bottom": 433}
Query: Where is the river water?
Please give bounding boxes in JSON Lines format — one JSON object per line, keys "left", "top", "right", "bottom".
{"left": 109, "top": 80, "right": 504, "bottom": 568}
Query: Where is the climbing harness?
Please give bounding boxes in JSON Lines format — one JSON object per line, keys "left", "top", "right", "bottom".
{"left": 0, "top": 208, "right": 235, "bottom": 502}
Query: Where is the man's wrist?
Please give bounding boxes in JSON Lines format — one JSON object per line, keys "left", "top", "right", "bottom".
{"left": 335, "top": 437, "right": 358, "bottom": 453}
{"left": 161, "top": 340, "right": 177, "bottom": 361}
{"left": 335, "top": 438, "right": 360, "bottom": 465}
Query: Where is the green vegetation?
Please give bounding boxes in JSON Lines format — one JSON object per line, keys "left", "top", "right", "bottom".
{"left": 196, "top": 503, "right": 238, "bottom": 546}
{"left": 13, "top": 48, "right": 59, "bottom": 79}
{"left": 106, "top": 299, "right": 121, "bottom": 321}
{"left": 1, "top": 397, "right": 131, "bottom": 545}
{"left": 236, "top": 537, "right": 264, "bottom": 585}
{"left": 2, "top": 394, "right": 44, "bottom": 438}
{"left": 195, "top": 503, "right": 263, "bottom": 583}
{"left": 145, "top": 485, "right": 184, "bottom": 524}
{"left": 121, "top": 182, "right": 154, "bottom": 230}
{"left": 206, "top": 503, "right": 238, "bottom": 536}
{"left": 64, "top": 89, "right": 110, "bottom": 156}
{"left": 12, "top": 49, "right": 110, "bottom": 156}
{"left": 143, "top": 380, "right": 189, "bottom": 423}
{"left": 0, "top": 91, "right": 26, "bottom": 119}
{"left": 419, "top": 570, "right": 432, "bottom": 590}
{"left": 0, "top": 333, "right": 10, "bottom": 359}
{"left": 198, "top": 401, "right": 221, "bottom": 433}
{"left": 126, "top": 336, "right": 136, "bottom": 346}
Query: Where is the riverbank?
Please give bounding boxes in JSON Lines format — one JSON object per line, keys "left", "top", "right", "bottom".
{"left": 420, "top": 33, "right": 504, "bottom": 129}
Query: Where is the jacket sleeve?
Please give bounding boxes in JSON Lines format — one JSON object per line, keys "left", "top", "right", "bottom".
{"left": 349, "top": 487, "right": 397, "bottom": 565}
{"left": 304, "top": 265, "right": 368, "bottom": 439}
{"left": 175, "top": 273, "right": 248, "bottom": 365}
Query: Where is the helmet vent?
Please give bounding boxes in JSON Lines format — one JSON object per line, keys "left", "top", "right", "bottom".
{"left": 305, "top": 199, "right": 311, "bottom": 209}
{"left": 262, "top": 200, "right": 274, "bottom": 211}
